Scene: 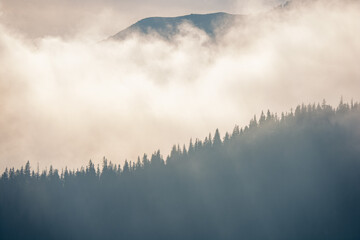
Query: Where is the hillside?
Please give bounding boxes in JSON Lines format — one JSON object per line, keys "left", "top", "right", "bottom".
{"left": 1, "top": 101, "right": 360, "bottom": 239}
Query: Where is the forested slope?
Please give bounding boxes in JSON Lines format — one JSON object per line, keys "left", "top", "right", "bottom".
{"left": 1, "top": 100, "right": 360, "bottom": 240}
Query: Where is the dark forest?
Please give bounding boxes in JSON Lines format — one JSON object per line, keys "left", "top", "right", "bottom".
{"left": 1, "top": 100, "right": 360, "bottom": 240}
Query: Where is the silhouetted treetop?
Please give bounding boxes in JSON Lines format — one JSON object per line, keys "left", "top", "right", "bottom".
{"left": 1, "top": 100, "right": 360, "bottom": 240}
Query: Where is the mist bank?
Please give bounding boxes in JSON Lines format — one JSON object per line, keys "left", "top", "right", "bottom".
{"left": 0, "top": 0, "right": 360, "bottom": 171}
{"left": 1, "top": 102, "right": 360, "bottom": 239}
{"left": 0, "top": 0, "right": 280, "bottom": 38}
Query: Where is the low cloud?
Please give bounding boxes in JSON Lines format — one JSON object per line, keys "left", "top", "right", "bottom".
{"left": 0, "top": 0, "right": 359, "bottom": 171}
{"left": 0, "top": 0, "right": 279, "bottom": 39}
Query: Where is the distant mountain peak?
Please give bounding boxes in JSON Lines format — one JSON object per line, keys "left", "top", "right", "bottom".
{"left": 109, "top": 1, "right": 294, "bottom": 42}
{"left": 110, "top": 12, "right": 243, "bottom": 41}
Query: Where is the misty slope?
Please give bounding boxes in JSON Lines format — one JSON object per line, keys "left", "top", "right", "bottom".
{"left": 110, "top": 12, "right": 242, "bottom": 40}
{"left": 1, "top": 101, "right": 360, "bottom": 240}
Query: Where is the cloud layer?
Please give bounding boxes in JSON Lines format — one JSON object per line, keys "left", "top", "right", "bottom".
{"left": 0, "top": 0, "right": 281, "bottom": 38}
{"left": 0, "top": 0, "right": 359, "bottom": 171}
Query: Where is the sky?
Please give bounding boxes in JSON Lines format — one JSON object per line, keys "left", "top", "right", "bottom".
{"left": 0, "top": 0, "right": 359, "bottom": 171}
{"left": 0, "top": 0, "right": 281, "bottom": 39}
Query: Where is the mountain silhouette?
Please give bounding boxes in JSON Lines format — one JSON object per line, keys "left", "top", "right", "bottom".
{"left": 110, "top": 12, "right": 242, "bottom": 40}
{"left": 109, "top": 1, "right": 295, "bottom": 41}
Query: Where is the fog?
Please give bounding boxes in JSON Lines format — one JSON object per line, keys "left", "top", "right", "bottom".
{"left": 0, "top": 0, "right": 359, "bottom": 171}
{"left": 0, "top": 0, "right": 280, "bottom": 38}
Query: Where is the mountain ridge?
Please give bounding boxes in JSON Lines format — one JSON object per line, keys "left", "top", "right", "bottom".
{"left": 109, "top": 1, "right": 292, "bottom": 41}
{"left": 110, "top": 12, "right": 243, "bottom": 40}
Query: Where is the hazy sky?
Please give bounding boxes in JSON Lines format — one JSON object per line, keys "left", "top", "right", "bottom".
{"left": 0, "top": 0, "right": 359, "bottom": 171}
{"left": 0, "top": 0, "right": 281, "bottom": 38}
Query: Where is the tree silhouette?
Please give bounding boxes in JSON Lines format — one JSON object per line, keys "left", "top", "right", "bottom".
{"left": 1, "top": 100, "right": 360, "bottom": 240}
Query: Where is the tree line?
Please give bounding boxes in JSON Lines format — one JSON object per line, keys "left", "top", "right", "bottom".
{"left": 1, "top": 99, "right": 360, "bottom": 240}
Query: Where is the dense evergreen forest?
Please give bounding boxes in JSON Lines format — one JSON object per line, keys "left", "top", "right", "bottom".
{"left": 1, "top": 100, "right": 360, "bottom": 240}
